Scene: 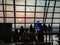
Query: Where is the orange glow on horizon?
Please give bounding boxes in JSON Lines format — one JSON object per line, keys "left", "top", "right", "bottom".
{"left": 18, "top": 18, "right": 22, "bottom": 21}
{"left": 17, "top": 18, "right": 23, "bottom": 22}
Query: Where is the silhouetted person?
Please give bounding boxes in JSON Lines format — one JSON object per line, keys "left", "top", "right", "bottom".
{"left": 21, "top": 30, "right": 29, "bottom": 43}
{"left": 19, "top": 26, "right": 24, "bottom": 36}
{"left": 43, "top": 23, "right": 47, "bottom": 32}
{"left": 48, "top": 24, "right": 52, "bottom": 42}
{"left": 13, "top": 29, "right": 20, "bottom": 42}
{"left": 37, "top": 24, "right": 44, "bottom": 42}
{"left": 43, "top": 23, "right": 47, "bottom": 42}
{"left": 30, "top": 24, "right": 35, "bottom": 33}
{"left": 29, "top": 31, "right": 36, "bottom": 42}
{"left": 25, "top": 28, "right": 28, "bottom": 32}
{"left": 34, "top": 21, "right": 41, "bottom": 29}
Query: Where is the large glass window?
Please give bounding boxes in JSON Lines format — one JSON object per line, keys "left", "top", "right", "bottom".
{"left": 0, "top": 0, "right": 60, "bottom": 35}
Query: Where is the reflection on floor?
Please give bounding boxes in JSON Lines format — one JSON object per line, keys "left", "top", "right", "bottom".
{"left": 5, "top": 35, "right": 59, "bottom": 45}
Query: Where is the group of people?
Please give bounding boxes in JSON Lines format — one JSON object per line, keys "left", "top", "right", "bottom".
{"left": 12, "top": 21, "right": 52, "bottom": 43}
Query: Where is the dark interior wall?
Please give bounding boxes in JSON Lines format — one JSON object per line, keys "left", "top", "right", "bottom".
{"left": 0, "top": 23, "right": 12, "bottom": 43}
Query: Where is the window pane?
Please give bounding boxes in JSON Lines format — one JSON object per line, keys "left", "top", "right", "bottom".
{"left": 52, "top": 24, "right": 59, "bottom": 29}
{"left": 26, "top": 24, "right": 31, "bottom": 28}
{"left": 0, "top": 0, "right": 2, "bottom": 4}
{"left": 0, "top": 18, "right": 4, "bottom": 23}
{"left": 6, "top": 0, "right": 13, "bottom": 4}
{"left": 16, "top": 12, "right": 25, "bottom": 17}
{"left": 52, "top": 24, "right": 59, "bottom": 33}
{"left": 26, "top": 13, "right": 34, "bottom": 17}
{"left": 46, "top": 19, "right": 52, "bottom": 23}
{"left": 48, "top": 7, "right": 53, "bottom": 12}
{"left": 15, "top": 0, "right": 25, "bottom": 5}
{"left": 6, "top": 18, "right": 14, "bottom": 23}
{"left": 26, "top": 24, "right": 34, "bottom": 28}
{"left": 16, "top": 6, "right": 25, "bottom": 11}
{"left": 26, "top": 7, "right": 35, "bottom": 11}
{"left": 35, "top": 19, "right": 43, "bottom": 23}
{"left": 55, "top": 8, "right": 60, "bottom": 12}
{"left": 0, "top": 5, "right": 2, "bottom": 10}
{"left": 54, "top": 13, "right": 60, "bottom": 18}
{"left": 47, "top": 13, "right": 52, "bottom": 18}
{"left": 26, "top": 0, "right": 35, "bottom": 5}
{"left": 46, "top": 1, "right": 49, "bottom": 6}
{"left": 53, "top": 19, "right": 60, "bottom": 23}
{"left": 0, "top": 12, "right": 3, "bottom": 17}
{"left": 36, "top": 13, "right": 43, "bottom": 17}
{"left": 26, "top": 18, "right": 34, "bottom": 23}
{"left": 12, "top": 24, "right": 14, "bottom": 28}
{"left": 16, "top": 24, "right": 24, "bottom": 28}
{"left": 37, "top": 0, "right": 45, "bottom": 6}
{"left": 6, "top": 12, "right": 14, "bottom": 17}
{"left": 56, "top": 2, "right": 60, "bottom": 6}
{"left": 49, "top": 1, "right": 54, "bottom": 6}
{"left": 36, "top": 7, "right": 44, "bottom": 12}
{"left": 16, "top": 18, "right": 25, "bottom": 23}
{"left": 7, "top": 6, "right": 13, "bottom": 11}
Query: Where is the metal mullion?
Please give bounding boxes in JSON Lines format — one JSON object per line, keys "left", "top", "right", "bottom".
{"left": 1, "top": 10, "right": 60, "bottom": 13}
{"left": 34, "top": 0, "right": 37, "bottom": 29}
{"left": 45, "top": 0, "right": 50, "bottom": 22}
{"left": 13, "top": 0, "right": 16, "bottom": 29}
{"left": 59, "top": 15, "right": 60, "bottom": 42}
{"left": 1, "top": 17, "right": 59, "bottom": 19}
{"left": 4, "top": 0, "right": 7, "bottom": 23}
{"left": 24, "top": 0, "right": 26, "bottom": 28}
{"left": 11, "top": 23, "right": 60, "bottom": 24}
{"left": 58, "top": 7, "right": 60, "bottom": 45}
{"left": 51, "top": 0, "right": 56, "bottom": 45}
{"left": 1, "top": 4, "right": 60, "bottom": 8}
{"left": 2, "top": 0, "right": 5, "bottom": 23}
{"left": 43, "top": 0, "right": 47, "bottom": 24}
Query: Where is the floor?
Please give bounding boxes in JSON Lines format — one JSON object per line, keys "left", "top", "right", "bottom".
{"left": 5, "top": 35, "right": 59, "bottom": 45}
